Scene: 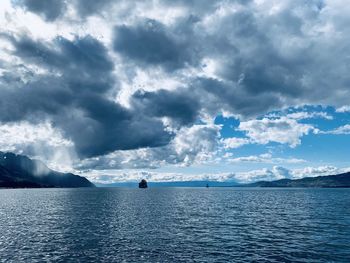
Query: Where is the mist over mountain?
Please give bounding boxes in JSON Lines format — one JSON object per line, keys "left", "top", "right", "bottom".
{"left": 0, "top": 152, "right": 94, "bottom": 188}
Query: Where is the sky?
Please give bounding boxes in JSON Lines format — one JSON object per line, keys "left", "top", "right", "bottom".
{"left": 0, "top": 0, "right": 350, "bottom": 184}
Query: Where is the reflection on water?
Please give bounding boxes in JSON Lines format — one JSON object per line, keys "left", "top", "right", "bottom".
{"left": 0, "top": 187, "right": 350, "bottom": 262}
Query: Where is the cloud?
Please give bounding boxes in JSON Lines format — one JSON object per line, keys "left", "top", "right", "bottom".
{"left": 9, "top": 0, "right": 350, "bottom": 114}
{"left": 267, "top": 111, "right": 333, "bottom": 120}
{"left": 12, "top": 0, "right": 117, "bottom": 21}
{"left": 172, "top": 124, "right": 220, "bottom": 166}
{"left": 221, "top": 137, "right": 250, "bottom": 149}
{"left": 2, "top": 0, "right": 350, "bottom": 174}
{"left": 0, "top": 121, "right": 76, "bottom": 172}
{"left": 192, "top": 77, "right": 284, "bottom": 118}
{"left": 234, "top": 166, "right": 293, "bottom": 183}
{"left": 13, "top": 0, "right": 66, "bottom": 21}
{"left": 0, "top": 121, "right": 72, "bottom": 151}
{"left": 321, "top": 124, "right": 350, "bottom": 135}
{"left": 228, "top": 153, "right": 306, "bottom": 164}
{"left": 1, "top": 34, "right": 173, "bottom": 158}
{"left": 238, "top": 117, "right": 315, "bottom": 147}
{"left": 131, "top": 88, "right": 200, "bottom": 127}
{"left": 291, "top": 166, "right": 350, "bottom": 179}
{"left": 73, "top": 0, "right": 113, "bottom": 17}
{"left": 336, "top": 106, "right": 350, "bottom": 113}
{"left": 113, "top": 19, "right": 197, "bottom": 71}
{"left": 76, "top": 124, "right": 220, "bottom": 170}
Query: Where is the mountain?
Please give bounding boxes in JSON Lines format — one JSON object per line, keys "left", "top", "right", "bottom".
{"left": 245, "top": 172, "right": 350, "bottom": 188}
{"left": 0, "top": 152, "right": 94, "bottom": 188}
{"left": 97, "top": 180, "right": 238, "bottom": 188}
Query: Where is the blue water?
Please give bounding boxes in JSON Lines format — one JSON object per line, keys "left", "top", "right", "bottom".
{"left": 0, "top": 188, "right": 350, "bottom": 262}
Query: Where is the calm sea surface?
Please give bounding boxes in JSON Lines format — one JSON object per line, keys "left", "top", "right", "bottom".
{"left": 0, "top": 187, "right": 350, "bottom": 262}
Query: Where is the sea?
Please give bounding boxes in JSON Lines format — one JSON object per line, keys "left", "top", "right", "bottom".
{"left": 0, "top": 187, "right": 350, "bottom": 262}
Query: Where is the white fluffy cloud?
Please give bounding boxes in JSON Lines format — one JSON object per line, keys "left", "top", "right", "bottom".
{"left": 286, "top": 111, "right": 333, "bottom": 120}
{"left": 222, "top": 108, "right": 334, "bottom": 150}
{"left": 0, "top": 121, "right": 72, "bottom": 150}
{"left": 238, "top": 117, "right": 315, "bottom": 147}
{"left": 336, "top": 106, "right": 350, "bottom": 113}
{"left": 234, "top": 166, "right": 292, "bottom": 183}
{"left": 321, "top": 124, "right": 350, "bottom": 135}
{"left": 291, "top": 166, "right": 349, "bottom": 179}
{"left": 221, "top": 137, "right": 251, "bottom": 149}
{"left": 172, "top": 124, "right": 220, "bottom": 165}
{"left": 227, "top": 153, "right": 306, "bottom": 164}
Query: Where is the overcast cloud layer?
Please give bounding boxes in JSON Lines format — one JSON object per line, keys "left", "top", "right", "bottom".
{"left": 1, "top": 0, "right": 350, "bottom": 182}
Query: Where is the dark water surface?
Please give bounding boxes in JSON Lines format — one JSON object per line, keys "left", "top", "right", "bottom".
{"left": 1, "top": 187, "right": 350, "bottom": 262}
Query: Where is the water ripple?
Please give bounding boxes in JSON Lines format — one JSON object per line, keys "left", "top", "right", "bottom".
{"left": 0, "top": 188, "right": 350, "bottom": 262}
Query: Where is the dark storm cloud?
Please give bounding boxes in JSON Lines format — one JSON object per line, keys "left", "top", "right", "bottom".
{"left": 74, "top": 0, "right": 112, "bottom": 16}
{"left": 53, "top": 94, "right": 172, "bottom": 158}
{"left": 13, "top": 0, "right": 66, "bottom": 21}
{"left": 192, "top": 78, "right": 283, "bottom": 118}
{"left": 162, "top": 0, "right": 252, "bottom": 14}
{"left": 0, "top": 34, "right": 172, "bottom": 157}
{"left": 211, "top": 8, "right": 308, "bottom": 98}
{"left": 12, "top": 0, "right": 116, "bottom": 20}
{"left": 0, "top": 77, "right": 71, "bottom": 122}
{"left": 113, "top": 19, "right": 196, "bottom": 70}
{"left": 110, "top": 4, "right": 313, "bottom": 118}
{"left": 131, "top": 88, "right": 200, "bottom": 126}
{"left": 197, "top": 14, "right": 293, "bottom": 95}
{"left": 10, "top": 35, "right": 114, "bottom": 88}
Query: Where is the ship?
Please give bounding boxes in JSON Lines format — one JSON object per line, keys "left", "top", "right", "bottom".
{"left": 139, "top": 179, "right": 148, "bottom": 188}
